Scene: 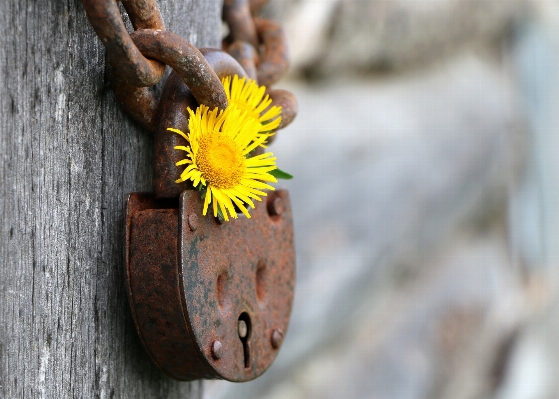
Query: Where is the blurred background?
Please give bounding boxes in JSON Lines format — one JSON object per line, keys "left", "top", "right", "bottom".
{"left": 207, "top": 0, "right": 559, "bottom": 398}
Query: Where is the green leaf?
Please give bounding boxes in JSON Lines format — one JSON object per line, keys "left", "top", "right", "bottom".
{"left": 270, "top": 168, "right": 293, "bottom": 180}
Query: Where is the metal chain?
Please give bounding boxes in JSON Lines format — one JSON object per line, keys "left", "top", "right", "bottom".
{"left": 82, "top": 0, "right": 165, "bottom": 87}
{"left": 222, "top": 0, "right": 297, "bottom": 132}
{"left": 82, "top": 0, "right": 297, "bottom": 133}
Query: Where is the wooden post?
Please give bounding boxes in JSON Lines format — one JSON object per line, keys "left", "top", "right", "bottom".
{"left": 0, "top": 1, "right": 221, "bottom": 397}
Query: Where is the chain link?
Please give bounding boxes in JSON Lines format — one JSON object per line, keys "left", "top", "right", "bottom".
{"left": 82, "top": 0, "right": 165, "bottom": 87}
{"left": 221, "top": 0, "right": 297, "bottom": 133}
{"left": 82, "top": 0, "right": 297, "bottom": 133}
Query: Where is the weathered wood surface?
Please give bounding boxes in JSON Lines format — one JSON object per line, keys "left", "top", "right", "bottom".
{"left": 0, "top": 1, "right": 221, "bottom": 397}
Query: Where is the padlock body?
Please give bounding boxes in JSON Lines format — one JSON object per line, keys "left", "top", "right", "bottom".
{"left": 125, "top": 190, "right": 295, "bottom": 381}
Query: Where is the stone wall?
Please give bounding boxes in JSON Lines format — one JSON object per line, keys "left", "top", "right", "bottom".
{"left": 268, "top": 0, "right": 535, "bottom": 76}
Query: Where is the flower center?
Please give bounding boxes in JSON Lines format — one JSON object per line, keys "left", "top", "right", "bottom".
{"left": 196, "top": 132, "right": 245, "bottom": 189}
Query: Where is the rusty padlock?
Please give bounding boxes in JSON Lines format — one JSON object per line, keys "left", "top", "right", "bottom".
{"left": 124, "top": 49, "right": 296, "bottom": 381}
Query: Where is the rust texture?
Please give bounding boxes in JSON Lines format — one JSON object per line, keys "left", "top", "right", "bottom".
{"left": 121, "top": 0, "right": 165, "bottom": 30}
{"left": 153, "top": 50, "right": 247, "bottom": 198}
{"left": 249, "top": 0, "right": 268, "bottom": 14}
{"left": 126, "top": 196, "right": 216, "bottom": 380}
{"left": 254, "top": 18, "right": 290, "bottom": 87}
{"left": 112, "top": 81, "right": 160, "bottom": 132}
{"left": 221, "top": 1, "right": 297, "bottom": 130}
{"left": 223, "top": 0, "right": 259, "bottom": 48}
{"left": 131, "top": 29, "right": 228, "bottom": 110}
{"left": 125, "top": 189, "right": 295, "bottom": 381}
{"left": 152, "top": 72, "right": 196, "bottom": 198}
{"left": 221, "top": 0, "right": 289, "bottom": 87}
{"left": 112, "top": 35, "right": 237, "bottom": 132}
{"left": 85, "top": 0, "right": 297, "bottom": 133}
{"left": 267, "top": 89, "right": 298, "bottom": 131}
{"left": 199, "top": 48, "right": 249, "bottom": 80}
{"left": 82, "top": 0, "right": 165, "bottom": 87}
{"left": 226, "top": 40, "right": 258, "bottom": 81}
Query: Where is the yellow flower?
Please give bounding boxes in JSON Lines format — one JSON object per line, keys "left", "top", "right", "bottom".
{"left": 168, "top": 105, "right": 278, "bottom": 221}
{"left": 221, "top": 75, "right": 282, "bottom": 137}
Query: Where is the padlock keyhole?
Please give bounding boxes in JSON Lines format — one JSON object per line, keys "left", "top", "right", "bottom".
{"left": 238, "top": 313, "right": 252, "bottom": 369}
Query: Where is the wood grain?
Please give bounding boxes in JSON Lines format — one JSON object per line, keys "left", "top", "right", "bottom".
{"left": 0, "top": 1, "right": 221, "bottom": 397}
